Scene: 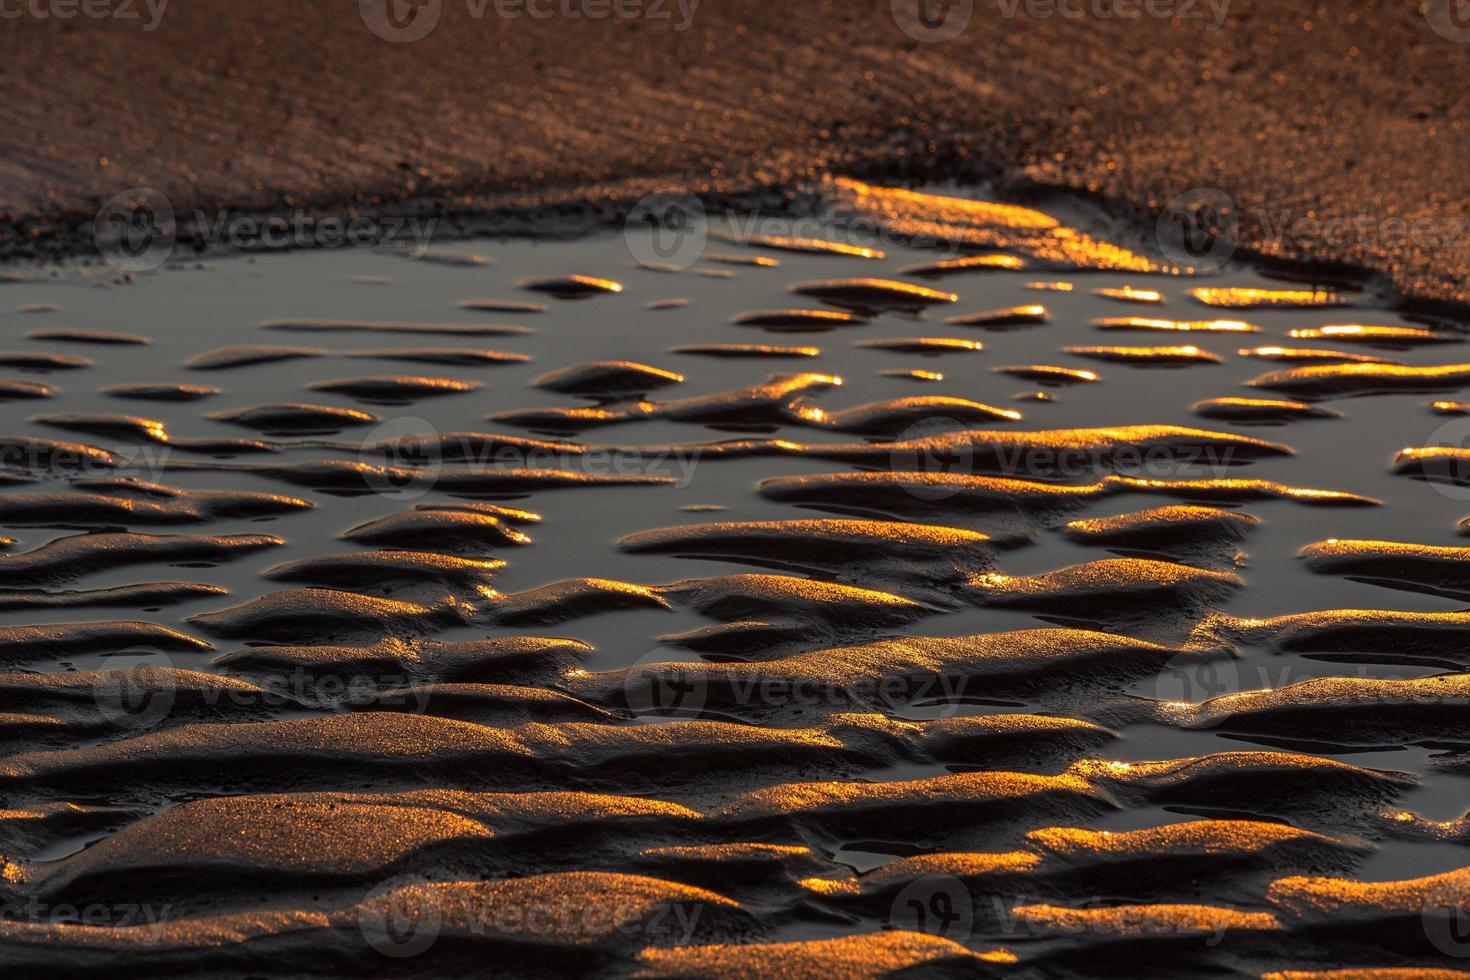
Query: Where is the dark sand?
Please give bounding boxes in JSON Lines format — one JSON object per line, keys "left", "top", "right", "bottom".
{"left": 2, "top": 1, "right": 1468, "bottom": 309}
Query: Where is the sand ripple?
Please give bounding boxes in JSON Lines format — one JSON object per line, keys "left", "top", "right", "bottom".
{"left": 1, "top": 187, "right": 1466, "bottom": 974}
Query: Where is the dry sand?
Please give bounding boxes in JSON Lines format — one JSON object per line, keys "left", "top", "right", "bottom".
{"left": 1, "top": 1, "right": 1466, "bottom": 310}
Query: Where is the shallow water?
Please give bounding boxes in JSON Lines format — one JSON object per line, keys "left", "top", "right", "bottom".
{"left": 3, "top": 185, "right": 1470, "bottom": 975}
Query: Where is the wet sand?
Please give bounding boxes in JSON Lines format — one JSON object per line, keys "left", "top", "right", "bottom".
{"left": 2, "top": 1, "right": 1468, "bottom": 313}
{"left": 2, "top": 185, "right": 1470, "bottom": 974}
